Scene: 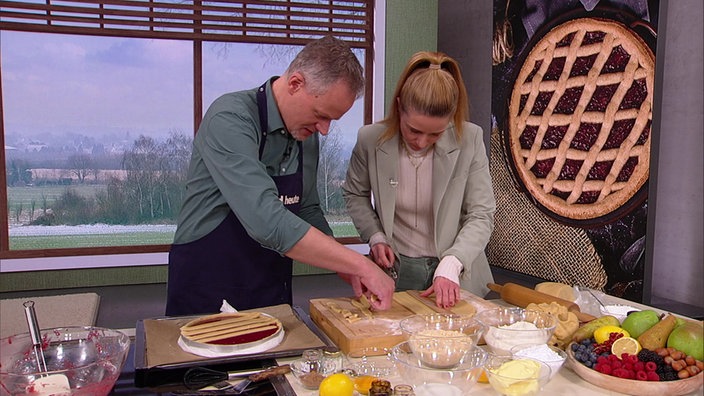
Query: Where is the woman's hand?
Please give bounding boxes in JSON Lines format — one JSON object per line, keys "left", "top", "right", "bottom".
{"left": 420, "top": 276, "right": 460, "bottom": 309}
{"left": 369, "top": 243, "right": 395, "bottom": 269}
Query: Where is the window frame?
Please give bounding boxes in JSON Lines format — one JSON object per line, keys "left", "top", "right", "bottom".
{"left": 0, "top": 0, "right": 375, "bottom": 261}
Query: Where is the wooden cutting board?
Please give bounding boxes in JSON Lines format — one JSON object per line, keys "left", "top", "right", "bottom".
{"left": 309, "top": 290, "right": 499, "bottom": 356}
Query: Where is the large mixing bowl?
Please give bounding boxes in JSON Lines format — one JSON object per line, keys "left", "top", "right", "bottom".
{"left": 399, "top": 314, "right": 485, "bottom": 369}
{"left": 0, "top": 326, "right": 130, "bottom": 396}
{"left": 475, "top": 307, "right": 557, "bottom": 355}
{"left": 391, "top": 341, "right": 487, "bottom": 395}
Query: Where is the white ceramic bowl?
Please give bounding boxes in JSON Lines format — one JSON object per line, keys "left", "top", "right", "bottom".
{"left": 475, "top": 307, "right": 558, "bottom": 355}
{"left": 510, "top": 343, "right": 566, "bottom": 380}
{"left": 0, "top": 326, "right": 130, "bottom": 396}
{"left": 599, "top": 304, "right": 640, "bottom": 323}
{"left": 399, "top": 314, "right": 485, "bottom": 369}
{"left": 484, "top": 354, "right": 552, "bottom": 396}
{"left": 391, "top": 341, "right": 487, "bottom": 395}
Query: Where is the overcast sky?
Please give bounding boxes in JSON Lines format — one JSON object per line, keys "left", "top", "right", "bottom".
{"left": 1, "top": 31, "right": 363, "bottom": 147}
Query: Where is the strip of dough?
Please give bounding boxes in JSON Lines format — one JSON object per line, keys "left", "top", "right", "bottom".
{"left": 182, "top": 317, "right": 277, "bottom": 337}
{"left": 181, "top": 312, "right": 259, "bottom": 333}
{"left": 192, "top": 323, "right": 280, "bottom": 343}
{"left": 350, "top": 296, "right": 374, "bottom": 319}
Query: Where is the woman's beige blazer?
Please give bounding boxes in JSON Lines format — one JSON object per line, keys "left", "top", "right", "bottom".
{"left": 343, "top": 121, "right": 496, "bottom": 297}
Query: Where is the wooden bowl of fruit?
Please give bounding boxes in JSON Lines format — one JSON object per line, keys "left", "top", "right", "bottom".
{"left": 566, "top": 340, "right": 703, "bottom": 395}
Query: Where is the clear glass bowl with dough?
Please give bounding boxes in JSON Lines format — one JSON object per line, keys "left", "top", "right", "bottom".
{"left": 475, "top": 307, "right": 558, "bottom": 355}
{"left": 399, "top": 314, "right": 485, "bottom": 369}
{"left": 391, "top": 341, "right": 487, "bottom": 395}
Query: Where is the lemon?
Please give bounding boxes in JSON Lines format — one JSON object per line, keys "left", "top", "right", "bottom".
{"left": 319, "top": 373, "right": 354, "bottom": 396}
{"left": 611, "top": 337, "right": 642, "bottom": 358}
{"left": 593, "top": 325, "right": 630, "bottom": 344}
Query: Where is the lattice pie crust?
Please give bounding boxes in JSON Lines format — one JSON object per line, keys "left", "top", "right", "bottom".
{"left": 508, "top": 18, "right": 654, "bottom": 221}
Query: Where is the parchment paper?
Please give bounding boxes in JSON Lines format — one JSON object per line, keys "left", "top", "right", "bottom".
{"left": 142, "top": 304, "right": 326, "bottom": 367}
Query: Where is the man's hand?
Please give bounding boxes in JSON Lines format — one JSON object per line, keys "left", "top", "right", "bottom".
{"left": 338, "top": 266, "right": 393, "bottom": 310}
{"left": 420, "top": 276, "right": 460, "bottom": 309}
{"left": 357, "top": 260, "right": 395, "bottom": 310}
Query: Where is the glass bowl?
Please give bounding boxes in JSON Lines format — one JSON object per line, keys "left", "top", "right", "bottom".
{"left": 0, "top": 326, "right": 131, "bottom": 396}
{"left": 399, "top": 314, "right": 485, "bottom": 369}
{"left": 510, "top": 343, "right": 566, "bottom": 380}
{"left": 484, "top": 354, "right": 552, "bottom": 396}
{"left": 345, "top": 346, "right": 395, "bottom": 377}
{"left": 289, "top": 356, "right": 337, "bottom": 390}
{"left": 390, "top": 341, "right": 487, "bottom": 395}
{"left": 475, "top": 307, "right": 557, "bottom": 354}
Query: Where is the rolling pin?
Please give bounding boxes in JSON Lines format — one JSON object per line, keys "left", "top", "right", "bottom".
{"left": 488, "top": 282, "right": 597, "bottom": 322}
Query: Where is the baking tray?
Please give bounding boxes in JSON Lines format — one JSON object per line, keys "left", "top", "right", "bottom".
{"left": 133, "top": 305, "right": 336, "bottom": 389}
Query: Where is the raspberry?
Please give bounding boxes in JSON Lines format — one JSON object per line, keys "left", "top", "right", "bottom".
{"left": 612, "top": 360, "right": 623, "bottom": 369}
{"left": 627, "top": 354, "right": 639, "bottom": 365}
{"left": 597, "top": 356, "right": 609, "bottom": 365}
{"left": 623, "top": 362, "right": 634, "bottom": 371}
{"left": 645, "top": 361, "right": 657, "bottom": 372}
{"left": 636, "top": 371, "right": 648, "bottom": 381}
{"left": 634, "top": 361, "right": 644, "bottom": 372}
{"left": 621, "top": 353, "right": 630, "bottom": 361}
{"left": 600, "top": 364, "right": 612, "bottom": 375}
{"left": 613, "top": 368, "right": 628, "bottom": 379}
{"left": 647, "top": 371, "right": 660, "bottom": 381}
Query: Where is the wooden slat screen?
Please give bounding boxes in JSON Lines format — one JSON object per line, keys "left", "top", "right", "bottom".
{"left": 0, "top": 0, "right": 374, "bottom": 47}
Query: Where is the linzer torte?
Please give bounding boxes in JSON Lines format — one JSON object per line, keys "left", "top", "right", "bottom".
{"left": 180, "top": 311, "right": 282, "bottom": 347}
{"left": 507, "top": 17, "right": 654, "bottom": 221}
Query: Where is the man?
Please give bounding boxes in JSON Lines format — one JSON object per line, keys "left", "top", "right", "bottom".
{"left": 166, "top": 35, "right": 394, "bottom": 316}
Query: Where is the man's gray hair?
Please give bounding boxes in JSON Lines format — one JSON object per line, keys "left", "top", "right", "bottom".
{"left": 285, "top": 35, "right": 365, "bottom": 98}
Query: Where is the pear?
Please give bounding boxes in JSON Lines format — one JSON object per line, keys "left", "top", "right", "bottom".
{"left": 637, "top": 314, "right": 677, "bottom": 351}
{"left": 667, "top": 321, "right": 703, "bottom": 361}
{"left": 621, "top": 310, "right": 660, "bottom": 339}
{"left": 572, "top": 315, "right": 621, "bottom": 343}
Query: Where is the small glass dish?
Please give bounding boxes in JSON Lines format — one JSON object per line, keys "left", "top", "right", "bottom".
{"left": 510, "top": 343, "right": 566, "bottom": 380}
{"left": 289, "top": 355, "right": 337, "bottom": 390}
{"left": 345, "top": 346, "right": 395, "bottom": 377}
{"left": 484, "top": 354, "right": 552, "bottom": 396}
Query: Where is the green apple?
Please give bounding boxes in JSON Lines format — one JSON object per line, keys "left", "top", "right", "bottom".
{"left": 667, "top": 321, "right": 703, "bottom": 361}
{"left": 621, "top": 310, "right": 660, "bottom": 339}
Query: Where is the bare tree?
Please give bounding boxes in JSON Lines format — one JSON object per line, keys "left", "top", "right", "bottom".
{"left": 67, "top": 153, "right": 93, "bottom": 184}
{"left": 317, "top": 125, "right": 346, "bottom": 213}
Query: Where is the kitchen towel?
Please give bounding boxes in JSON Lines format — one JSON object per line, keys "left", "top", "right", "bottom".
{"left": 0, "top": 293, "right": 100, "bottom": 339}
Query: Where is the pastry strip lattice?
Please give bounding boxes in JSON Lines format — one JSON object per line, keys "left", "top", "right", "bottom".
{"left": 508, "top": 18, "right": 654, "bottom": 220}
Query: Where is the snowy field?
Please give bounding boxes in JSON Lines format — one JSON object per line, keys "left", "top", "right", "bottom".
{"left": 9, "top": 224, "right": 177, "bottom": 236}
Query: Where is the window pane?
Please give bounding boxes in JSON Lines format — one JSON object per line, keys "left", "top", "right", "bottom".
{"left": 201, "top": 42, "right": 363, "bottom": 238}
{"left": 3, "top": 32, "right": 192, "bottom": 249}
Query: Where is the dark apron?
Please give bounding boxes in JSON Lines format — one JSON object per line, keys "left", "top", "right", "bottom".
{"left": 166, "top": 82, "right": 303, "bottom": 316}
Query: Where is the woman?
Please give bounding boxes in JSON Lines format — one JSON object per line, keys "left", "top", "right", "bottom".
{"left": 342, "top": 51, "right": 496, "bottom": 308}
